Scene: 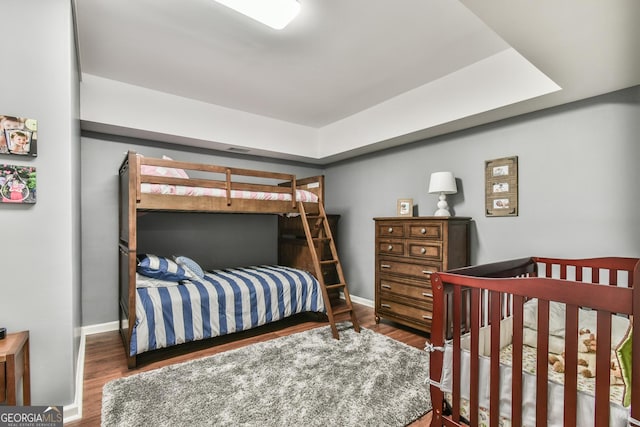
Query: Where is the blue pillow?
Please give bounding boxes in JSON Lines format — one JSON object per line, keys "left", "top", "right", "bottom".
{"left": 174, "top": 255, "right": 205, "bottom": 278}
{"left": 137, "top": 254, "right": 194, "bottom": 281}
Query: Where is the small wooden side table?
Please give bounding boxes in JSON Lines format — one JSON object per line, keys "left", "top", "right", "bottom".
{"left": 0, "top": 330, "right": 31, "bottom": 405}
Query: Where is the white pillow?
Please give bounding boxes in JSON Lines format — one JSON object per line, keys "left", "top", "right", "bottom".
{"left": 522, "top": 298, "right": 630, "bottom": 351}
{"left": 523, "top": 299, "right": 566, "bottom": 337}
{"left": 174, "top": 255, "right": 205, "bottom": 278}
{"left": 137, "top": 154, "right": 189, "bottom": 179}
{"left": 135, "top": 273, "right": 181, "bottom": 288}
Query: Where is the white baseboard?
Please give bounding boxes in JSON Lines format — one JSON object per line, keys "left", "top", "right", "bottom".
{"left": 64, "top": 321, "right": 120, "bottom": 423}
{"left": 81, "top": 320, "right": 120, "bottom": 336}
{"left": 63, "top": 333, "right": 84, "bottom": 423}
{"left": 348, "top": 294, "right": 373, "bottom": 308}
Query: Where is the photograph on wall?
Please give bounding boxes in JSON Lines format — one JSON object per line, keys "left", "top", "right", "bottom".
{"left": 485, "top": 156, "right": 518, "bottom": 217}
{"left": 0, "top": 115, "right": 38, "bottom": 157}
{"left": 0, "top": 164, "right": 36, "bottom": 204}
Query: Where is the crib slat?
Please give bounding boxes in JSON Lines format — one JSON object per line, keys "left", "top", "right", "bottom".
{"left": 545, "top": 263, "right": 552, "bottom": 278}
{"left": 594, "top": 311, "right": 612, "bottom": 426}
{"left": 511, "top": 295, "right": 524, "bottom": 427}
{"left": 489, "top": 291, "right": 501, "bottom": 427}
{"left": 563, "top": 304, "right": 579, "bottom": 426}
{"left": 470, "top": 288, "right": 480, "bottom": 427}
{"left": 536, "top": 299, "right": 550, "bottom": 427}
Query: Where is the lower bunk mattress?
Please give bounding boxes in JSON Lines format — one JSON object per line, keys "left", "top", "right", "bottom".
{"left": 131, "top": 265, "right": 325, "bottom": 356}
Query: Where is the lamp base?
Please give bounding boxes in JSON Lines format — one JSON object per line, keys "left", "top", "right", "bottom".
{"left": 433, "top": 193, "right": 452, "bottom": 217}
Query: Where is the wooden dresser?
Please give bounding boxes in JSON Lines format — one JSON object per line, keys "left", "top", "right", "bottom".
{"left": 374, "top": 217, "right": 471, "bottom": 333}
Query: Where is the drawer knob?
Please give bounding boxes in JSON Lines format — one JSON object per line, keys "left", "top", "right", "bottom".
{"left": 388, "top": 227, "right": 393, "bottom": 233}
{"left": 381, "top": 284, "right": 392, "bottom": 289}
{"left": 388, "top": 245, "right": 393, "bottom": 251}
{"left": 420, "top": 247, "right": 427, "bottom": 254}
{"left": 422, "top": 270, "right": 434, "bottom": 275}
{"left": 422, "top": 314, "right": 433, "bottom": 320}
{"left": 381, "top": 264, "right": 391, "bottom": 269}
{"left": 381, "top": 303, "right": 391, "bottom": 308}
{"left": 421, "top": 228, "right": 427, "bottom": 234}
{"left": 422, "top": 292, "right": 433, "bottom": 298}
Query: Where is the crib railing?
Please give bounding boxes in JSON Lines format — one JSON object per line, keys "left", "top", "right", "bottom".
{"left": 429, "top": 257, "right": 639, "bottom": 427}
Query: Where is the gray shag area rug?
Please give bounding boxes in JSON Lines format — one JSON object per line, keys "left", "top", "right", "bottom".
{"left": 102, "top": 323, "right": 431, "bottom": 426}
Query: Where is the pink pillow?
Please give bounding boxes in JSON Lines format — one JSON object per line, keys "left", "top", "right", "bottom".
{"left": 139, "top": 155, "right": 189, "bottom": 179}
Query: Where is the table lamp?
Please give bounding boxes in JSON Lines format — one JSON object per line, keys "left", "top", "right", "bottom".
{"left": 428, "top": 171, "right": 457, "bottom": 217}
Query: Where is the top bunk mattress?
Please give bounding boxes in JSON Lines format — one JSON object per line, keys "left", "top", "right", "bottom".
{"left": 140, "top": 183, "right": 319, "bottom": 203}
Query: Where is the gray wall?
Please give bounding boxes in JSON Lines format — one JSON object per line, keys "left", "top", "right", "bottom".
{"left": 325, "top": 86, "right": 640, "bottom": 301}
{"left": 82, "top": 87, "right": 640, "bottom": 325}
{"left": 80, "top": 137, "right": 322, "bottom": 325}
{"left": 0, "top": 0, "right": 80, "bottom": 406}
{"left": 136, "top": 212, "right": 278, "bottom": 270}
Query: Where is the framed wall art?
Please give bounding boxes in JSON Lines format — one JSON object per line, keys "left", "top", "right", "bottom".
{"left": 485, "top": 156, "right": 518, "bottom": 217}
{"left": 0, "top": 164, "right": 36, "bottom": 204}
{"left": 397, "top": 198, "right": 413, "bottom": 217}
{"left": 0, "top": 115, "right": 38, "bottom": 157}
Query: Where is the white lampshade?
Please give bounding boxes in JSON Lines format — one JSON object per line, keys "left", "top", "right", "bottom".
{"left": 213, "top": 0, "right": 301, "bottom": 30}
{"left": 428, "top": 172, "right": 457, "bottom": 195}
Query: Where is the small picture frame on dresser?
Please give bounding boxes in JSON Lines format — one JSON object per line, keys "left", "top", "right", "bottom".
{"left": 396, "top": 198, "right": 413, "bottom": 217}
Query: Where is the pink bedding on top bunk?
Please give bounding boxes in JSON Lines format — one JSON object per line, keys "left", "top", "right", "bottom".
{"left": 140, "top": 183, "right": 319, "bottom": 203}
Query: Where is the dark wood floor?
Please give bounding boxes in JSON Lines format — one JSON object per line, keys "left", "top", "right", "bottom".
{"left": 65, "top": 303, "right": 433, "bottom": 426}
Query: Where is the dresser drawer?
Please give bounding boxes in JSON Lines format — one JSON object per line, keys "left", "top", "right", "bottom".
{"left": 378, "top": 298, "right": 433, "bottom": 325}
{"left": 378, "top": 276, "right": 433, "bottom": 302}
{"left": 408, "top": 222, "right": 443, "bottom": 240}
{"left": 407, "top": 240, "right": 442, "bottom": 260}
{"left": 0, "top": 361, "right": 5, "bottom": 402}
{"left": 376, "top": 239, "right": 405, "bottom": 256}
{"left": 377, "top": 223, "right": 405, "bottom": 238}
{"left": 378, "top": 258, "right": 440, "bottom": 280}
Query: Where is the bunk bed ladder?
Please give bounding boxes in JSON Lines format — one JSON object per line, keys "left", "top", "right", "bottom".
{"left": 298, "top": 201, "right": 360, "bottom": 339}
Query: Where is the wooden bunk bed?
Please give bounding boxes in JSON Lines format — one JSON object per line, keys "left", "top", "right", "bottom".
{"left": 428, "top": 256, "right": 639, "bottom": 427}
{"left": 119, "top": 151, "right": 359, "bottom": 368}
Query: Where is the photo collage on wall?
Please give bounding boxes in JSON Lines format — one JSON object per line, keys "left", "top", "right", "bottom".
{"left": 0, "top": 115, "right": 37, "bottom": 204}
{"left": 485, "top": 156, "right": 518, "bottom": 217}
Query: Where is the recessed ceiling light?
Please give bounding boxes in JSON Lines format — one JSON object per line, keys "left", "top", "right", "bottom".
{"left": 213, "top": 0, "right": 301, "bottom": 30}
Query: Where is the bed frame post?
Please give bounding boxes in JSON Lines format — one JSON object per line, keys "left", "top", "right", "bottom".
{"left": 429, "top": 273, "right": 446, "bottom": 426}
{"left": 119, "top": 150, "right": 139, "bottom": 368}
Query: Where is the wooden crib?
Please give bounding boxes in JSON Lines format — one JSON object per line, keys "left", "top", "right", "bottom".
{"left": 428, "top": 256, "right": 639, "bottom": 427}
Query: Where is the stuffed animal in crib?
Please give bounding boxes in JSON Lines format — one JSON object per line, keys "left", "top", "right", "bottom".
{"left": 548, "top": 328, "right": 596, "bottom": 375}
{"left": 547, "top": 328, "right": 624, "bottom": 385}
{"left": 548, "top": 351, "right": 595, "bottom": 377}
{"left": 578, "top": 328, "right": 597, "bottom": 353}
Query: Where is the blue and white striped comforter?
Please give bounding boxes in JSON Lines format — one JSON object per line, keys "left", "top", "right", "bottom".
{"left": 131, "top": 265, "right": 325, "bottom": 356}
